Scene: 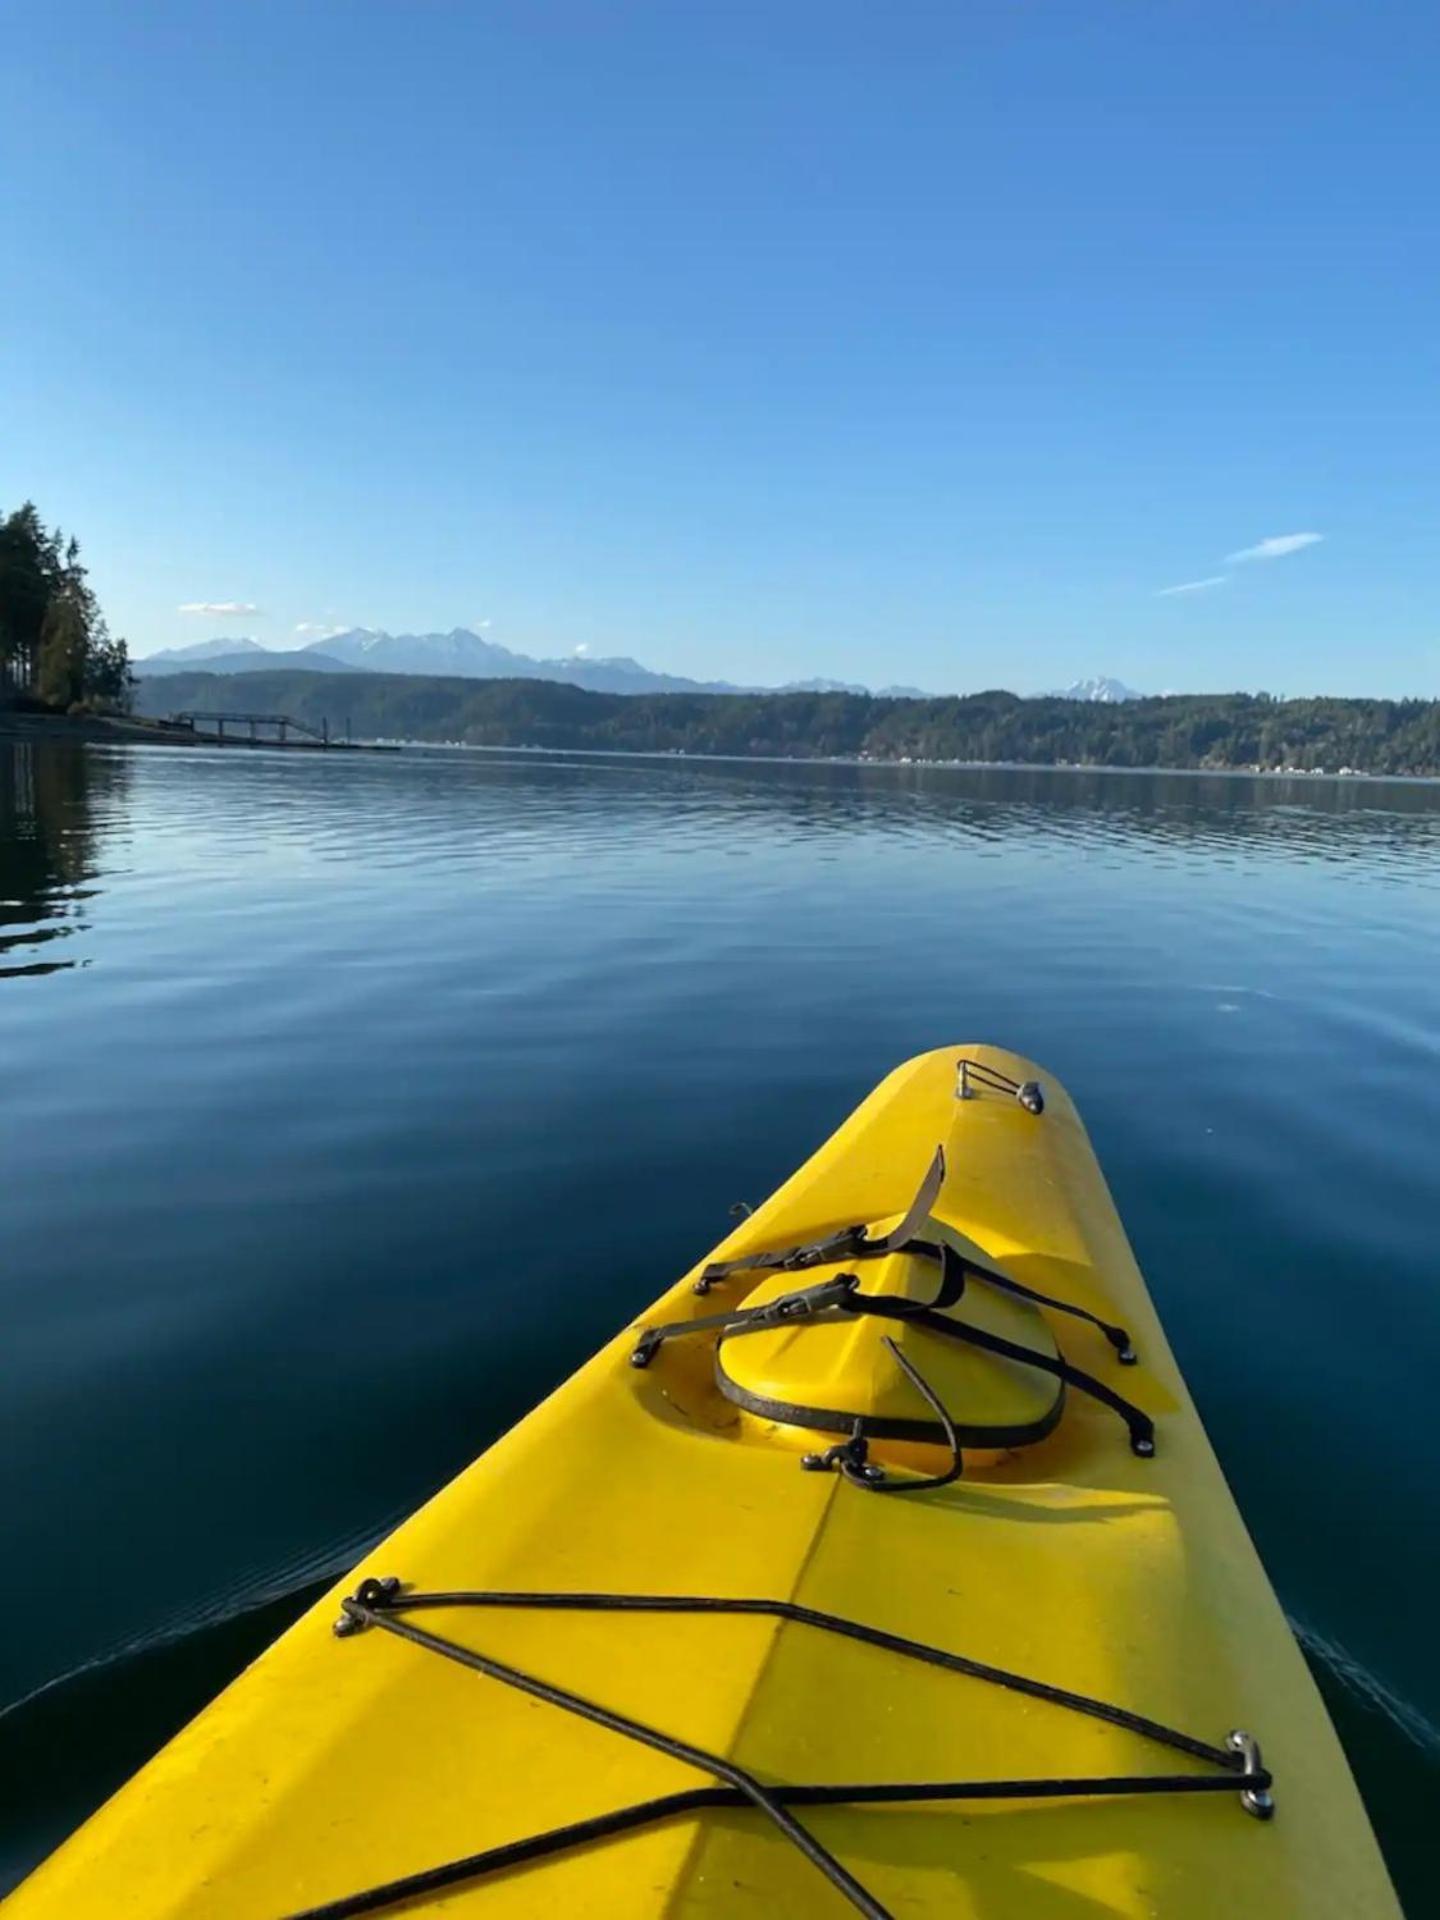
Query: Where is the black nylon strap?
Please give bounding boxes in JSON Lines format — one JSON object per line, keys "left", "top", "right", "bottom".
{"left": 635, "top": 1242, "right": 962, "bottom": 1370}
{"left": 695, "top": 1140, "right": 1136, "bottom": 1363}
{"left": 698, "top": 1147, "right": 946, "bottom": 1289}
{"left": 951, "top": 1253, "right": 1137, "bottom": 1363}
{"left": 864, "top": 1248, "right": 1154, "bottom": 1457}
{"left": 632, "top": 1273, "right": 859, "bottom": 1369}
{"left": 868, "top": 1145, "right": 947, "bottom": 1254}
{"left": 635, "top": 1158, "right": 1147, "bottom": 1464}
{"left": 638, "top": 1250, "right": 1148, "bottom": 1457}
{"left": 835, "top": 1235, "right": 1135, "bottom": 1364}
{"left": 696, "top": 1224, "right": 869, "bottom": 1288}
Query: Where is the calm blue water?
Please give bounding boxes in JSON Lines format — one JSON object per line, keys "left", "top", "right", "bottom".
{"left": 2, "top": 740, "right": 1438, "bottom": 1907}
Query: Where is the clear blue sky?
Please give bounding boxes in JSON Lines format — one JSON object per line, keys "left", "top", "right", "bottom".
{"left": 3, "top": 3, "right": 1437, "bottom": 694}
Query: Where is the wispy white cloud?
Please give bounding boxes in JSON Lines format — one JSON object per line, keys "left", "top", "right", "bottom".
{"left": 293, "top": 621, "right": 345, "bottom": 638}
{"left": 179, "top": 600, "right": 262, "bottom": 617}
{"left": 573, "top": 642, "right": 591, "bottom": 657}
{"left": 1156, "top": 575, "right": 1228, "bottom": 597}
{"left": 1225, "top": 532, "right": 1324, "bottom": 564}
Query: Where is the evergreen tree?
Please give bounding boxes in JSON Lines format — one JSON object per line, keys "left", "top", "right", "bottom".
{"left": 85, "top": 628, "right": 134, "bottom": 712}
{"left": 1, "top": 507, "right": 130, "bottom": 711}
{"left": 37, "top": 581, "right": 91, "bottom": 710}
{"left": 0, "top": 503, "right": 65, "bottom": 697}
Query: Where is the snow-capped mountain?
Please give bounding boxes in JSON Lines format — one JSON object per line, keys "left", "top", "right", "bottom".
{"left": 137, "top": 640, "right": 354, "bottom": 676}
{"left": 306, "top": 627, "right": 729, "bottom": 693}
{"left": 1045, "top": 676, "right": 1143, "bottom": 703}
{"left": 303, "top": 631, "right": 936, "bottom": 696}
{"left": 142, "top": 636, "right": 271, "bottom": 664}
{"left": 135, "top": 626, "right": 936, "bottom": 696}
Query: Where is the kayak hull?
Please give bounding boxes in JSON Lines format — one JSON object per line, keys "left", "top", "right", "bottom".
{"left": 9, "top": 1046, "right": 1399, "bottom": 1918}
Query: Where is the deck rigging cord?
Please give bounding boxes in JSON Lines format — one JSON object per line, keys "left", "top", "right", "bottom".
{"left": 290, "top": 1101, "right": 1271, "bottom": 1919}
{"left": 291, "top": 1581, "right": 1274, "bottom": 1920}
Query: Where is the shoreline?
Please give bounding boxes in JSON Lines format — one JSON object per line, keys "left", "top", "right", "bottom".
{"left": 387, "top": 739, "right": 1440, "bottom": 788}
{"left": 5, "top": 710, "right": 1438, "bottom": 783}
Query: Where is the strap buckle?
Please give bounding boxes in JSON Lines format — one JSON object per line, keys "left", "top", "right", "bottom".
{"left": 631, "top": 1274, "right": 859, "bottom": 1370}
{"left": 747, "top": 1273, "right": 860, "bottom": 1327}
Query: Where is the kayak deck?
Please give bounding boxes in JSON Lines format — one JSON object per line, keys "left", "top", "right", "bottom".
{"left": 10, "top": 1046, "right": 1398, "bottom": 1918}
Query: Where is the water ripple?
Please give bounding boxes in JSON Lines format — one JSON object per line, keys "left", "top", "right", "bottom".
{"left": 3, "top": 739, "right": 1439, "bottom": 1905}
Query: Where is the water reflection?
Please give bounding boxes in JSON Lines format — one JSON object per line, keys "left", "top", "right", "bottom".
{"left": 50, "top": 745, "right": 1440, "bottom": 880}
{"left": 0, "top": 745, "right": 127, "bottom": 977}
{"left": 2, "top": 744, "right": 1439, "bottom": 985}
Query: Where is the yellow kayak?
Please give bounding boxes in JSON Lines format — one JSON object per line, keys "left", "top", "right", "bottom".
{"left": 9, "top": 1046, "right": 1398, "bottom": 1918}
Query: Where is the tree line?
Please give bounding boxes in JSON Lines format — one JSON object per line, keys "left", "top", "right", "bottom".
{"left": 0, "top": 503, "right": 132, "bottom": 712}
{"left": 134, "top": 669, "right": 1440, "bottom": 776}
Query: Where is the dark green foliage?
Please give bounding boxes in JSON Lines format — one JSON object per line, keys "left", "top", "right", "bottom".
{"left": 0, "top": 504, "right": 133, "bottom": 712}
{"left": 83, "top": 627, "right": 136, "bottom": 710}
{"left": 0, "top": 503, "right": 65, "bottom": 695}
{"left": 133, "top": 670, "right": 1440, "bottom": 776}
{"left": 37, "top": 583, "right": 90, "bottom": 711}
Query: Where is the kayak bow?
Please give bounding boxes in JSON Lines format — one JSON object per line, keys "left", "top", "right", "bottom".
{"left": 9, "top": 1046, "right": 1399, "bottom": 1918}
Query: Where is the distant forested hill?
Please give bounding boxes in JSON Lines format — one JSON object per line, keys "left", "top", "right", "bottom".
{"left": 133, "top": 670, "right": 1440, "bottom": 776}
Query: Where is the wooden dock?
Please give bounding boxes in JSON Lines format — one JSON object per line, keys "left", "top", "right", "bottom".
{"left": 167, "top": 710, "right": 388, "bottom": 750}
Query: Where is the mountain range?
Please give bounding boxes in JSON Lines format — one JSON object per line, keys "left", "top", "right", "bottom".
{"left": 137, "top": 629, "right": 931, "bottom": 698}
{"left": 136, "top": 630, "right": 1141, "bottom": 701}
{"left": 138, "top": 636, "right": 357, "bottom": 675}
